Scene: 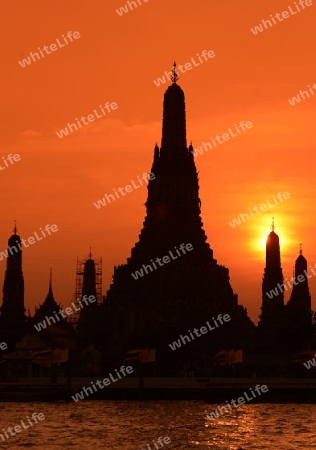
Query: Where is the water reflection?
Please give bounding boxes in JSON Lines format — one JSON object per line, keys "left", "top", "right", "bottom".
{"left": 0, "top": 401, "right": 315, "bottom": 449}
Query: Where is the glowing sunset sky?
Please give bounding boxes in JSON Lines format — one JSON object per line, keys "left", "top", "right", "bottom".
{"left": 1, "top": 0, "right": 316, "bottom": 323}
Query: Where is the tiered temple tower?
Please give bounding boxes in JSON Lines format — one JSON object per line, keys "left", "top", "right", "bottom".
{"left": 285, "top": 246, "right": 313, "bottom": 351}
{"left": 257, "top": 219, "right": 286, "bottom": 353}
{"left": 34, "top": 269, "right": 61, "bottom": 322}
{"left": 0, "top": 225, "right": 26, "bottom": 348}
{"left": 76, "top": 251, "right": 103, "bottom": 347}
{"left": 105, "top": 66, "right": 254, "bottom": 365}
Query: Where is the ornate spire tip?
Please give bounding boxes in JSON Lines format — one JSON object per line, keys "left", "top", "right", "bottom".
{"left": 171, "top": 61, "right": 179, "bottom": 84}
{"left": 270, "top": 217, "right": 275, "bottom": 232}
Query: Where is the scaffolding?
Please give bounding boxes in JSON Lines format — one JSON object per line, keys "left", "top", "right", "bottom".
{"left": 68, "top": 255, "right": 102, "bottom": 326}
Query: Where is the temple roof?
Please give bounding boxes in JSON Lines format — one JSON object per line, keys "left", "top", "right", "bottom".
{"left": 34, "top": 270, "right": 61, "bottom": 321}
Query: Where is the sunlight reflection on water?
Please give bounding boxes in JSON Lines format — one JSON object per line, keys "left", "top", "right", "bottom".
{"left": 0, "top": 401, "right": 315, "bottom": 450}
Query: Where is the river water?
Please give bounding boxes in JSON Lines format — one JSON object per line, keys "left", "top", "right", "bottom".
{"left": 0, "top": 401, "right": 315, "bottom": 449}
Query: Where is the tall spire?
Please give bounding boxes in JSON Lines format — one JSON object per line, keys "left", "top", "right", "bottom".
{"left": 45, "top": 268, "right": 55, "bottom": 301}
{"left": 48, "top": 268, "right": 53, "bottom": 296}
{"left": 82, "top": 258, "right": 97, "bottom": 298}
{"left": 105, "top": 78, "right": 253, "bottom": 367}
{"left": 13, "top": 220, "right": 17, "bottom": 235}
{"left": 265, "top": 218, "right": 281, "bottom": 271}
{"left": 135, "top": 72, "right": 207, "bottom": 259}
{"left": 161, "top": 63, "right": 187, "bottom": 156}
{"left": 286, "top": 244, "right": 312, "bottom": 351}
{"left": 34, "top": 268, "right": 60, "bottom": 322}
{"left": 258, "top": 220, "right": 285, "bottom": 353}
{"left": 0, "top": 227, "right": 26, "bottom": 347}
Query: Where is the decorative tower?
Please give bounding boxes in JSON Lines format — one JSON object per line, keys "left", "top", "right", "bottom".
{"left": 258, "top": 219, "right": 286, "bottom": 352}
{"left": 34, "top": 269, "right": 61, "bottom": 322}
{"left": 105, "top": 66, "right": 254, "bottom": 366}
{"left": 76, "top": 250, "right": 103, "bottom": 347}
{"left": 286, "top": 245, "right": 313, "bottom": 351}
{"left": 128, "top": 62, "right": 212, "bottom": 263}
{"left": 0, "top": 224, "right": 26, "bottom": 348}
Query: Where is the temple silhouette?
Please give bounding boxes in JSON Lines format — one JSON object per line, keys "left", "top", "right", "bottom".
{"left": 0, "top": 225, "right": 26, "bottom": 349}
{"left": 257, "top": 219, "right": 286, "bottom": 353}
{"left": 34, "top": 270, "right": 62, "bottom": 324}
{"left": 0, "top": 68, "right": 315, "bottom": 378}
{"left": 257, "top": 219, "right": 314, "bottom": 359}
{"left": 286, "top": 246, "right": 313, "bottom": 352}
{"left": 104, "top": 65, "right": 254, "bottom": 367}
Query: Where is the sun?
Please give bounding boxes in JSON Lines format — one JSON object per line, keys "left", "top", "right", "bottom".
{"left": 261, "top": 232, "right": 288, "bottom": 250}
{"left": 251, "top": 216, "right": 291, "bottom": 255}
{"left": 261, "top": 232, "right": 270, "bottom": 250}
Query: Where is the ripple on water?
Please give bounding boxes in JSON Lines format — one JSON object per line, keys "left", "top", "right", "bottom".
{"left": 0, "top": 401, "right": 315, "bottom": 450}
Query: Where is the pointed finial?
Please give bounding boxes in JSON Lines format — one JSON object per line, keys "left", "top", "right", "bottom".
{"left": 14, "top": 220, "right": 17, "bottom": 234}
{"left": 49, "top": 268, "right": 53, "bottom": 295}
{"left": 271, "top": 217, "right": 275, "bottom": 231}
{"left": 300, "top": 243, "right": 302, "bottom": 255}
{"left": 89, "top": 246, "right": 92, "bottom": 259}
{"left": 170, "top": 61, "right": 179, "bottom": 84}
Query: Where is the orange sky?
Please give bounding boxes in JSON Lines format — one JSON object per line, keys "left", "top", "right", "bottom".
{"left": 1, "top": 0, "right": 316, "bottom": 323}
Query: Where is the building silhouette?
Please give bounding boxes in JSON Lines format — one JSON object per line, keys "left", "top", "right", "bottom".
{"left": 25, "top": 269, "right": 75, "bottom": 351}
{"left": 1, "top": 75, "right": 315, "bottom": 377}
{"left": 285, "top": 246, "right": 313, "bottom": 352}
{"left": 76, "top": 251, "right": 104, "bottom": 348}
{"left": 0, "top": 225, "right": 26, "bottom": 348}
{"left": 257, "top": 219, "right": 286, "bottom": 353}
{"left": 105, "top": 66, "right": 254, "bottom": 368}
{"left": 34, "top": 269, "right": 62, "bottom": 323}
